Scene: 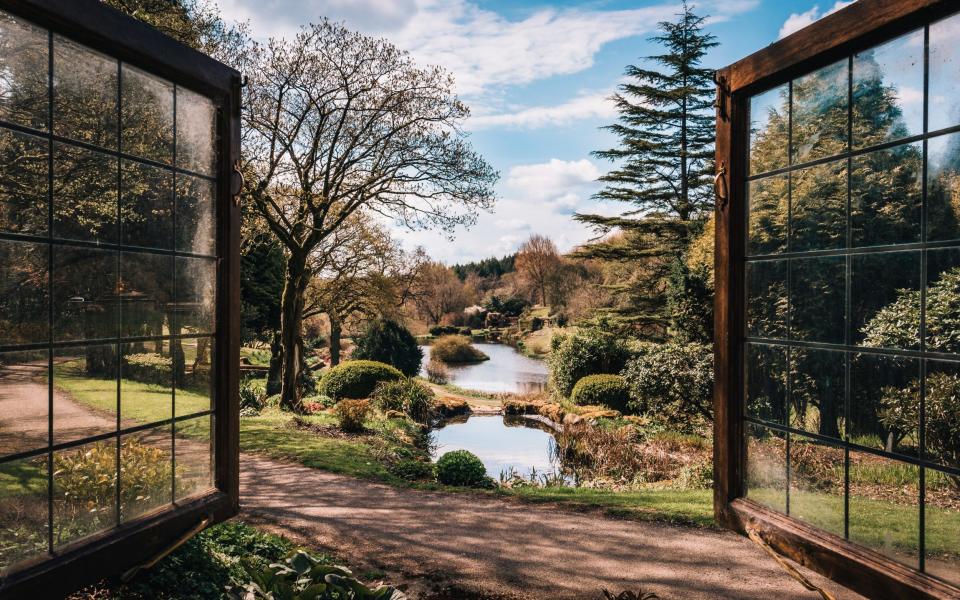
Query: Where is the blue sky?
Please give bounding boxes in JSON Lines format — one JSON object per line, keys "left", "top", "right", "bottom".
{"left": 218, "top": 0, "right": 858, "bottom": 263}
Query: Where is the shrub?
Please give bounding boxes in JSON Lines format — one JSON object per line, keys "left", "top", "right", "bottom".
{"left": 239, "top": 378, "right": 268, "bottom": 414}
{"left": 123, "top": 353, "right": 172, "bottom": 385}
{"left": 317, "top": 360, "right": 403, "bottom": 400}
{"left": 548, "top": 327, "right": 633, "bottom": 397}
{"left": 371, "top": 379, "right": 435, "bottom": 423}
{"left": 333, "top": 399, "right": 372, "bottom": 432}
{"left": 388, "top": 459, "right": 435, "bottom": 481}
{"left": 350, "top": 318, "right": 424, "bottom": 377}
{"left": 622, "top": 342, "right": 713, "bottom": 432}
{"left": 457, "top": 326, "right": 472, "bottom": 336}
{"left": 571, "top": 374, "right": 630, "bottom": 412}
{"left": 435, "top": 450, "right": 490, "bottom": 487}
{"left": 425, "top": 359, "right": 449, "bottom": 384}
{"left": 430, "top": 335, "right": 489, "bottom": 363}
{"left": 428, "top": 325, "right": 458, "bottom": 336}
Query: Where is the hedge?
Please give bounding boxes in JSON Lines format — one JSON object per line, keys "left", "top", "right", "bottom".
{"left": 317, "top": 360, "right": 403, "bottom": 400}
{"left": 570, "top": 374, "right": 630, "bottom": 413}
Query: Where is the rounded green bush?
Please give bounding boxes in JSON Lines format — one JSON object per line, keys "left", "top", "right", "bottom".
{"left": 317, "top": 360, "right": 403, "bottom": 400}
{"left": 571, "top": 374, "right": 630, "bottom": 412}
{"left": 434, "top": 450, "right": 489, "bottom": 487}
{"left": 351, "top": 318, "right": 423, "bottom": 377}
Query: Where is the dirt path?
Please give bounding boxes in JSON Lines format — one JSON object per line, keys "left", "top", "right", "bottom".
{"left": 239, "top": 454, "right": 864, "bottom": 600}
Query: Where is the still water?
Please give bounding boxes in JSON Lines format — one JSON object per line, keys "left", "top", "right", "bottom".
{"left": 419, "top": 342, "right": 548, "bottom": 394}
{"left": 430, "top": 415, "right": 562, "bottom": 480}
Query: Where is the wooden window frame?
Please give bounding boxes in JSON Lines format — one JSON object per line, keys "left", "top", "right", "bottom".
{"left": 714, "top": 1, "right": 960, "bottom": 598}
{"left": 0, "top": 1, "right": 241, "bottom": 597}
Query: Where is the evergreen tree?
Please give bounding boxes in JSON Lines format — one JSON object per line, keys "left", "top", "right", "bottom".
{"left": 575, "top": 2, "right": 717, "bottom": 334}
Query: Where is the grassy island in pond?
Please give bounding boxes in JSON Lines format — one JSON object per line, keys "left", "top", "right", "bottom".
{"left": 430, "top": 335, "right": 490, "bottom": 363}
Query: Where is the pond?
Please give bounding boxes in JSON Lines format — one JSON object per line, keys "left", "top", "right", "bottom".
{"left": 430, "top": 415, "right": 564, "bottom": 481}
{"left": 419, "top": 342, "right": 548, "bottom": 394}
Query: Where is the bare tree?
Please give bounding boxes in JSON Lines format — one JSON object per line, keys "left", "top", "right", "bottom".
{"left": 240, "top": 21, "right": 498, "bottom": 408}
{"left": 515, "top": 234, "right": 562, "bottom": 306}
{"left": 410, "top": 262, "right": 469, "bottom": 325}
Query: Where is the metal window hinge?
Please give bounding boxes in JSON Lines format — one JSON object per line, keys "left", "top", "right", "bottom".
{"left": 715, "top": 160, "right": 728, "bottom": 210}
{"left": 231, "top": 160, "right": 244, "bottom": 207}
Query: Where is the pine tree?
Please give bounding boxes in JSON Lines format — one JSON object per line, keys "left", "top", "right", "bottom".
{"left": 574, "top": 2, "right": 717, "bottom": 335}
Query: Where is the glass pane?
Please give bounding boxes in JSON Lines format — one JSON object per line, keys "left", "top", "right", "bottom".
{"left": 792, "top": 60, "right": 848, "bottom": 164}
{"left": 789, "top": 436, "right": 844, "bottom": 538}
{"left": 0, "top": 127, "right": 47, "bottom": 235}
{"left": 746, "top": 343, "right": 787, "bottom": 424}
{"left": 790, "top": 348, "right": 845, "bottom": 440}
{"left": 745, "top": 423, "right": 786, "bottom": 513}
{"left": 929, "top": 12, "right": 960, "bottom": 133}
{"left": 849, "top": 353, "right": 919, "bottom": 457}
{"left": 790, "top": 159, "right": 847, "bottom": 252}
{"left": 791, "top": 256, "right": 845, "bottom": 344}
{"left": 0, "top": 239, "right": 47, "bottom": 346}
{"left": 121, "top": 65, "right": 173, "bottom": 164}
{"left": 53, "top": 439, "right": 116, "bottom": 548}
{"left": 852, "top": 29, "right": 924, "bottom": 147}
{"left": 121, "top": 160, "right": 173, "bottom": 249}
{"left": 747, "top": 174, "right": 788, "bottom": 255}
{"left": 0, "top": 11, "right": 48, "bottom": 131}
{"left": 924, "top": 360, "right": 960, "bottom": 471}
{"left": 175, "top": 415, "right": 212, "bottom": 500}
{"left": 927, "top": 132, "right": 960, "bottom": 243}
{"left": 0, "top": 456, "right": 48, "bottom": 572}
{"left": 746, "top": 259, "right": 787, "bottom": 339}
{"left": 926, "top": 468, "right": 960, "bottom": 587}
{"left": 851, "top": 251, "right": 920, "bottom": 349}
{"left": 850, "top": 142, "right": 922, "bottom": 247}
{"left": 52, "top": 36, "right": 118, "bottom": 148}
{"left": 120, "top": 252, "right": 172, "bottom": 339}
{"left": 175, "top": 337, "right": 213, "bottom": 417}
{"left": 176, "top": 174, "right": 215, "bottom": 255}
{"left": 52, "top": 345, "right": 117, "bottom": 445}
{"left": 176, "top": 88, "right": 216, "bottom": 176}
{"left": 749, "top": 84, "right": 789, "bottom": 175}
{"left": 52, "top": 246, "right": 118, "bottom": 342}
{"left": 121, "top": 344, "right": 172, "bottom": 427}
{"left": 848, "top": 450, "right": 919, "bottom": 569}
{"left": 927, "top": 248, "right": 960, "bottom": 354}
{"left": 175, "top": 257, "right": 215, "bottom": 335}
{"left": 120, "top": 426, "right": 171, "bottom": 523}
{"left": 0, "top": 350, "right": 48, "bottom": 455}
{"left": 53, "top": 143, "right": 118, "bottom": 244}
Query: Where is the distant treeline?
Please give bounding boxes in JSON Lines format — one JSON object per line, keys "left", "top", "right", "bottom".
{"left": 452, "top": 254, "right": 516, "bottom": 281}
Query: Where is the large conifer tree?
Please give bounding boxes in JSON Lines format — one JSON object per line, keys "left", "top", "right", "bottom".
{"left": 575, "top": 2, "right": 717, "bottom": 336}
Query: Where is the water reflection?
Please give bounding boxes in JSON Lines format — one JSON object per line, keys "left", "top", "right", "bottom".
{"left": 431, "top": 415, "right": 561, "bottom": 480}
{"left": 419, "top": 342, "right": 547, "bottom": 394}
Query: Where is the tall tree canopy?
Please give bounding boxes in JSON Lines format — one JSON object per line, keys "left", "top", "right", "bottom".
{"left": 574, "top": 2, "right": 717, "bottom": 335}
{"left": 239, "top": 20, "right": 498, "bottom": 407}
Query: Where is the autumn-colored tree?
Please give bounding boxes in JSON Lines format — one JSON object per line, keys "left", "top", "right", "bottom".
{"left": 515, "top": 234, "right": 562, "bottom": 306}
{"left": 410, "top": 262, "right": 469, "bottom": 325}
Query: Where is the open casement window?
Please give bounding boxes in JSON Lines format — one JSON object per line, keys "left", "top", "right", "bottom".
{"left": 0, "top": 1, "right": 241, "bottom": 596}
{"left": 714, "top": 1, "right": 960, "bottom": 598}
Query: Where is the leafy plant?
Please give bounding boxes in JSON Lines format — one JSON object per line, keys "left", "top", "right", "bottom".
{"left": 123, "top": 352, "right": 173, "bottom": 385}
{"left": 428, "top": 325, "right": 458, "bottom": 336}
{"left": 430, "top": 335, "right": 489, "bottom": 363}
{"left": 571, "top": 374, "right": 630, "bottom": 412}
{"left": 240, "top": 378, "right": 269, "bottom": 415}
{"left": 387, "top": 459, "right": 434, "bottom": 481}
{"left": 227, "top": 550, "right": 407, "bottom": 600}
{"left": 318, "top": 360, "right": 403, "bottom": 400}
{"left": 601, "top": 590, "right": 659, "bottom": 600}
{"left": 351, "top": 319, "right": 424, "bottom": 377}
{"left": 333, "top": 399, "right": 373, "bottom": 433}
{"left": 548, "top": 327, "right": 633, "bottom": 397}
{"left": 371, "top": 379, "right": 435, "bottom": 424}
{"left": 424, "top": 360, "right": 449, "bottom": 384}
{"left": 622, "top": 342, "right": 713, "bottom": 432}
{"left": 434, "top": 450, "right": 490, "bottom": 488}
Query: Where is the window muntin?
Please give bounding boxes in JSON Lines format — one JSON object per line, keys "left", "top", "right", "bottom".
{"left": 0, "top": 9, "right": 219, "bottom": 576}
{"left": 743, "top": 14, "right": 960, "bottom": 586}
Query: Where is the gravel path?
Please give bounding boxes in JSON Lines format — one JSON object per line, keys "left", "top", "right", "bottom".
{"left": 240, "top": 454, "right": 864, "bottom": 600}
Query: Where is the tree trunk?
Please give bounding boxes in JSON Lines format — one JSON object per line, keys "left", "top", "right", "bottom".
{"left": 329, "top": 312, "right": 342, "bottom": 367}
{"left": 279, "top": 253, "right": 309, "bottom": 411}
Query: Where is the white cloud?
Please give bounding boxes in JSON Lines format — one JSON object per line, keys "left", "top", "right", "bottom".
{"left": 506, "top": 158, "right": 602, "bottom": 205}
{"left": 469, "top": 91, "right": 615, "bottom": 130}
{"left": 219, "top": 0, "right": 758, "bottom": 98}
{"left": 778, "top": 1, "right": 856, "bottom": 40}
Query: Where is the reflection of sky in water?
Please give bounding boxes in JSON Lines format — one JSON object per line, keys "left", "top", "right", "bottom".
{"left": 430, "top": 416, "right": 560, "bottom": 479}
{"left": 420, "top": 343, "right": 548, "bottom": 394}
